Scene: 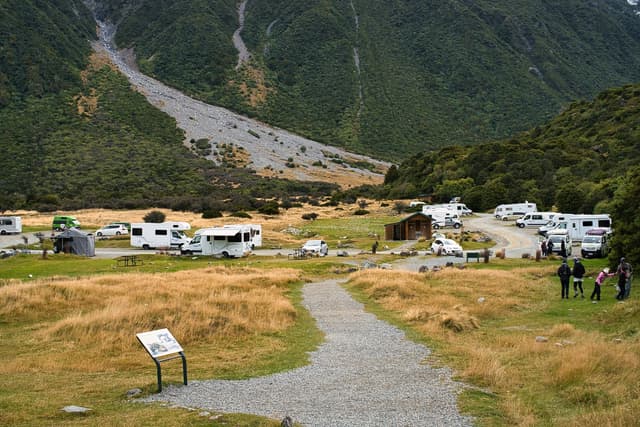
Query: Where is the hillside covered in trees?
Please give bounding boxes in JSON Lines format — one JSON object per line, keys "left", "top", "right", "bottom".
{"left": 378, "top": 82, "right": 640, "bottom": 215}
{"left": 98, "top": 0, "right": 640, "bottom": 159}
{"left": 0, "top": 0, "right": 337, "bottom": 212}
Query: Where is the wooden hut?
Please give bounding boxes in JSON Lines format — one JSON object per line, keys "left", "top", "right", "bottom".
{"left": 384, "top": 212, "right": 432, "bottom": 241}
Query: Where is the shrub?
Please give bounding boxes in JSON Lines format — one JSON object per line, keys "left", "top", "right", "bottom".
{"left": 143, "top": 210, "right": 166, "bottom": 223}
{"left": 258, "top": 202, "right": 280, "bottom": 215}
{"left": 353, "top": 209, "right": 369, "bottom": 216}
{"left": 302, "top": 212, "right": 319, "bottom": 220}
{"left": 231, "top": 211, "right": 252, "bottom": 218}
{"left": 202, "top": 209, "right": 222, "bottom": 219}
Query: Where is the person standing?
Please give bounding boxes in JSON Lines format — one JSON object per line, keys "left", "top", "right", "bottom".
{"left": 541, "top": 240, "right": 547, "bottom": 257}
{"left": 616, "top": 257, "right": 632, "bottom": 300}
{"left": 560, "top": 240, "right": 567, "bottom": 258}
{"left": 371, "top": 240, "right": 378, "bottom": 254}
{"left": 558, "top": 258, "right": 572, "bottom": 299}
{"left": 572, "top": 257, "right": 586, "bottom": 298}
{"left": 591, "top": 267, "right": 614, "bottom": 301}
{"left": 624, "top": 260, "right": 633, "bottom": 299}
{"left": 547, "top": 239, "right": 554, "bottom": 256}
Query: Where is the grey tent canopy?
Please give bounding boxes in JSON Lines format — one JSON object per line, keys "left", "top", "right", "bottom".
{"left": 52, "top": 228, "right": 95, "bottom": 257}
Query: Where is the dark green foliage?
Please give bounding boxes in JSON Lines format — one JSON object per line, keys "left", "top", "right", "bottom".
{"left": 201, "top": 209, "right": 222, "bottom": 219}
{"left": 301, "top": 212, "right": 318, "bottom": 221}
{"left": 378, "top": 83, "right": 640, "bottom": 213}
{"left": 257, "top": 201, "right": 280, "bottom": 215}
{"left": 608, "top": 167, "right": 640, "bottom": 268}
{"left": 353, "top": 209, "right": 369, "bottom": 216}
{"left": 143, "top": 210, "right": 166, "bottom": 223}
{"left": 0, "top": 0, "right": 95, "bottom": 106}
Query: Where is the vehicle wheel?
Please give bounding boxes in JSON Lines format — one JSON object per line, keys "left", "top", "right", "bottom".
{"left": 116, "top": 231, "right": 121, "bottom": 235}
{"left": 0, "top": 230, "right": 6, "bottom": 235}
{"left": 97, "top": 232, "right": 103, "bottom": 237}
{"left": 142, "top": 244, "right": 150, "bottom": 250}
{"left": 518, "top": 223, "right": 525, "bottom": 228}
{"left": 222, "top": 251, "right": 230, "bottom": 258}
{"left": 454, "top": 223, "right": 461, "bottom": 229}
{"left": 182, "top": 250, "right": 192, "bottom": 255}
{"left": 433, "top": 224, "right": 440, "bottom": 229}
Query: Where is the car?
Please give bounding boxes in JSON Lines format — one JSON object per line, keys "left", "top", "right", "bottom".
{"left": 546, "top": 230, "right": 572, "bottom": 257}
{"left": 302, "top": 239, "right": 328, "bottom": 256}
{"left": 95, "top": 223, "right": 129, "bottom": 237}
{"left": 432, "top": 217, "right": 462, "bottom": 229}
{"left": 431, "top": 238, "right": 463, "bottom": 256}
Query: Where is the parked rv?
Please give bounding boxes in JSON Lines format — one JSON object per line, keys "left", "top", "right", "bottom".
{"left": 223, "top": 224, "right": 262, "bottom": 249}
{"left": 52, "top": 215, "right": 80, "bottom": 231}
{"left": 581, "top": 228, "right": 611, "bottom": 258}
{"left": 130, "top": 222, "right": 191, "bottom": 249}
{"left": 0, "top": 216, "right": 22, "bottom": 235}
{"left": 494, "top": 202, "right": 537, "bottom": 220}
{"left": 181, "top": 226, "right": 251, "bottom": 257}
{"left": 538, "top": 215, "right": 570, "bottom": 236}
{"left": 515, "top": 212, "right": 557, "bottom": 228}
{"left": 544, "top": 214, "right": 612, "bottom": 241}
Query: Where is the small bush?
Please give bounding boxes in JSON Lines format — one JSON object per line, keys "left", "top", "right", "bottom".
{"left": 302, "top": 212, "right": 319, "bottom": 221}
{"left": 202, "top": 210, "right": 222, "bottom": 219}
{"left": 143, "top": 210, "right": 166, "bottom": 223}
{"left": 231, "top": 211, "right": 252, "bottom": 218}
{"left": 353, "top": 209, "right": 369, "bottom": 216}
{"left": 258, "top": 202, "right": 280, "bottom": 215}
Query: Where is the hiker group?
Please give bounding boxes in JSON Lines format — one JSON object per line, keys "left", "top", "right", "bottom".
{"left": 557, "top": 257, "right": 633, "bottom": 301}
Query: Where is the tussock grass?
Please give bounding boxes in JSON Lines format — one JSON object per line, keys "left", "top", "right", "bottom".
{"left": 346, "top": 265, "right": 640, "bottom": 426}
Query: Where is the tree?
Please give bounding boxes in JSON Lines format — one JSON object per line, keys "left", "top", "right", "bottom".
{"left": 608, "top": 167, "right": 640, "bottom": 268}
{"left": 143, "top": 210, "right": 166, "bottom": 223}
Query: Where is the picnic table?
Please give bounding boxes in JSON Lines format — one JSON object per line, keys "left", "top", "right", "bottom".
{"left": 117, "top": 255, "right": 143, "bottom": 267}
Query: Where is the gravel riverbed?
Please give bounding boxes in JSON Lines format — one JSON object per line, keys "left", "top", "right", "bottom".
{"left": 141, "top": 279, "right": 474, "bottom": 426}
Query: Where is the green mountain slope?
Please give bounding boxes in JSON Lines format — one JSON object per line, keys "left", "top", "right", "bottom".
{"left": 380, "top": 82, "right": 640, "bottom": 213}
{"left": 0, "top": 1, "right": 338, "bottom": 211}
{"left": 102, "top": 0, "right": 640, "bottom": 160}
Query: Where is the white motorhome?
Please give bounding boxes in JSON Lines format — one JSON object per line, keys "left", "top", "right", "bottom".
{"left": 181, "top": 226, "right": 251, "bottom": 258}
{"left": 422, "top": 204, "right": 458, "bottom": 217}
{"left": 130, "top": 222, "right": 191, "bottom": 249}
{"left": 547, "top": 214, "right": 612, "bottom": 241}
{"left": 224, "top": 224, "right": 262, "bottom": 249}
{"left": 538, "top": 214, "right": 570, "bottom": 236}
{"left": 515, "top": 212, "right": 557, "bottom": 228}
{"left": 446, "top": 203, "right": 473, "bottom": 216}
{"left": 0, "top": 216, "right": 22, "bottom": 235}
{"left": 494, "top": 202, "right": 537, "bottom": 220}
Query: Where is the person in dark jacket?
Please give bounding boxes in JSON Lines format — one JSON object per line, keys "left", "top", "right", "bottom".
{"left": 616, "top": 257, "right": 632, "bottom": 300}
{"left": 557, "top": 258, "right": 572, "bottom": 299}
{"left": 572, "top": 257, "right": 586, "bottom": 298}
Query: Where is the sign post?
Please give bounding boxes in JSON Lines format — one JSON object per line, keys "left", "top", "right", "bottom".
{"left": 136, "top": 328, "right": 187, "bottom": 392}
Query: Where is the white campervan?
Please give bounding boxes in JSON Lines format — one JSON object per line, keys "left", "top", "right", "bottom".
{"left": 130, "top": 222, "right": 191, "bottom": 249}
{"left": 223, "top": 224, "right": 262, "bottom": 249}
{"left": 546, "top": 214, "right": 612, "bottom": 241}
{"left": 0, "top": 216, "right": 22, "bottom": 235}
{"left": 494, "top": 202, "right": 537, "bottom": 220}
{"left": 181, "top": 226, "right": 251, "bottom": 258}
{"left": 515, "top": 212, "right": 557, "bottom": 228}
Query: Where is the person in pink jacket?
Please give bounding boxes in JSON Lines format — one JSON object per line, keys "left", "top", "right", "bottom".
{"left": 591, "top": 267, "right": 614, "bottom": 301}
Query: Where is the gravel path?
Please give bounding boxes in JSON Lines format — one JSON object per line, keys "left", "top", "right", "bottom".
{"left": 142, "top": 279, "right": 474, "bottom": 426}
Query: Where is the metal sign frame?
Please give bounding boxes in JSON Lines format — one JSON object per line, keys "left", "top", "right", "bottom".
{"left": 136, "top": 328, "right": 188, "bottom": 392}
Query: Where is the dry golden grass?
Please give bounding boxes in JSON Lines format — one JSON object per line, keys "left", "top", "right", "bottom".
{"left": 347, "top": 266, "right": 640, "bottom": 426}
{"left": 9, "top": 200, "right": 401, "bottom": 245}
{"left": 0, "top": 266, "right": 300, "bottom": 373}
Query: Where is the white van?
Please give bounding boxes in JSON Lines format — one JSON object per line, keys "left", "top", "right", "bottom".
{"left": 546, "top": 230, "right": 572, "bottom": 256}
{"left": 516, "top": 212, "right": 556, "bottom": 228}
{"left": 224, "top": 224, "right": 262, "bottom": 249}
{"left": 580, "top": 228, "right": 611, "bottom": 258}
{"left": 0, "top": 216, "right": 22, "bottom": 235}
{"left": 181, "top": 226, "right": 251, "bottom": 258}
{"left": 130, "top": 222, "right": 191, "bottom": 249}
{"left": 494, "top": 202, "right": 537, "bottom": 220}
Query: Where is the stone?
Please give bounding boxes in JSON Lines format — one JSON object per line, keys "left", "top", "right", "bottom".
{"left": 477, "top": 297, "right": 486, "bottom": 303}
{"left": 62, "top": 405, "right": 91, "bottom": 413}
{"left": 535, "top": 336, "right": 548, "bottom": 343}
{"left": 126, "top": 388, "right": 142, "bottom": 398}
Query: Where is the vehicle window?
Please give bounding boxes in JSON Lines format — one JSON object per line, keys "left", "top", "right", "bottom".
{"left": 214, "top": 236, "right": 226, "bottom": 241}
{"left": 228, "top": 233, "right": 242, "bottom": 242}
{"left": 155, "top": 230, "right": 168, "bottom": 236}
{"left": 132, "top": 228, "right": 142, "bottom": 236}
{"left": 583, "top": 221, "right": 593, "bottom": 227}
{"left": 598, "top": 220, "right": 611, "bottom": 227}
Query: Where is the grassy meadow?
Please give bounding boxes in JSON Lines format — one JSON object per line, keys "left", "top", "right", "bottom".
{"left": 345, "top": 264, "right": 640, "bottom": 426}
